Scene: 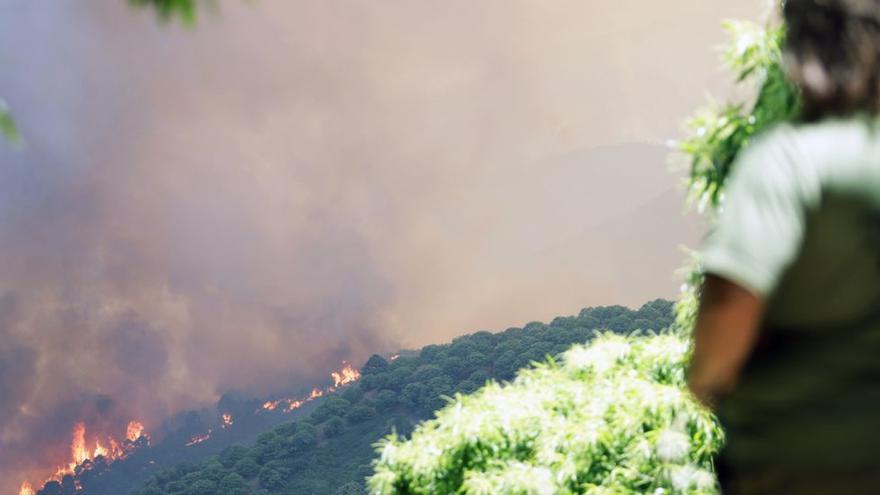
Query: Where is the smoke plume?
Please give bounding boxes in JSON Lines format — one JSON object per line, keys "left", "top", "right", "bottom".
{"left": 0, "top": 0, "right": 764, "bottom": 489}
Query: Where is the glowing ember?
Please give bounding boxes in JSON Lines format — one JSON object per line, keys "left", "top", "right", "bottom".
{"left": 309, "top": 388, "right": 324, "bottom": 399}
{"left": 18, "top": 481, "right": 35, "bottom": 495}
{"left": 126, "top": 421, "right": 146, "bottom": 442}
{"left": 262, "top": 400, "right": 281, "bottom": 411}
{"left": 221, "top": 413, "right": 233, "bottom": 428}
{"left": 185, "top": 430, "right": 212, "bottom": 447}
{"left": 331, "top": 363, "right": 361, "bottom": 387}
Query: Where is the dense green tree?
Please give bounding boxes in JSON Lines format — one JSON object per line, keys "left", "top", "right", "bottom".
{"left": 374, "top": 390, "right": 398, "bottom": 412}
{"left": 232, "top": 457, "right": 260, "bottom": 479}
{"left": 217, "top": 473, "right": 248, "bottom": 495}
{"left": 184, "top": 479, "right": 217, "bottom": 495}
{"left": 290, "top": 428, "right": 317, "bottom": 452}
{"left": 362, "top": 355, "right": 390, "bottom": 375}
{"left": 258, "top": 467, "right": 287, "bottom": 490}
{"left": 346, "top": 404, "right": 377, "bottom": 424}
{"left": 219, "top": 445, "right": 248, "bottom": 468}
{"left": 312, "top": 397, "right": 352, "bottom": 423}
{"left": 334, "top": 481, "right": 366, "bottom": 495}
{"left": 323, "top": 415, "right": 346, "bottom": 437}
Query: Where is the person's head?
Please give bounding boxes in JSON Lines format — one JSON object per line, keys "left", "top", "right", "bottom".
{"left": 783, "top": 0, "right": 880, "bottom": 120}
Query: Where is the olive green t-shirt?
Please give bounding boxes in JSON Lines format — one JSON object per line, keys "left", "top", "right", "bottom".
{"left": 702, "top": 116, "right": 880, "bottom": 471}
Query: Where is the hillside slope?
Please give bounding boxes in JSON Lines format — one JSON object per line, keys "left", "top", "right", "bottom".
{"left": 131, "top": 300, "right": 675, "bottom": 495}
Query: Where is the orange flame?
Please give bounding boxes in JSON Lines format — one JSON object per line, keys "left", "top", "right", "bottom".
{"left": 93, "top": 438, "right": 108, "bottom": 458}
{"left": 18, "top": 481, "right": 35, "bottom": 495}
{"left": 221, "top": 413, "right": 233, "bottom": 428}
{"left": 126, "top": 421, "right": 145, "bottom": 442}
{"left": 258, "top": 362, "right": 361, "bottom": 415}
{"left": 37, "top": 420, "right": 150, "bottom": 488}
{"left": 284, "top": 400, "right": 303, "bottom": 413}
{"left": 70, "top": 422, "right": 88, "bottom": 467}
{"left": 185, "top": 430, "right": 212, "bottom": 447}
{"left": 331, "top": 363, "right": 361, "bottom": 387}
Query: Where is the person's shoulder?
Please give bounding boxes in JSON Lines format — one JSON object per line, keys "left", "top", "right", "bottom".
{"left": 730, "top": 124, "right": 801, "bottom": 183}
{"left": 783, "top": 116, "right": 879, "bottom": 162}
{"left": 736, "top": 116, "right": 880, "bottom": 202}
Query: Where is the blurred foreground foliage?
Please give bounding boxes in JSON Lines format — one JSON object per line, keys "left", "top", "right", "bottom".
{"left": 128, "top": 0, "right": 214, "bottom": 24}
{"left": 2, "top": 0, "right": 220, "bottom": 146}
{"left": 370, "top": 334, "right": 722, "bottom": 495}
{"left": 0, "top": 100, "right": 19, "bottom": 145}
{"left": 680, "top": 20, "right": 798, "bottom": 213}
{"left": 369, "top": 8, "right": 802, "bottom": 495}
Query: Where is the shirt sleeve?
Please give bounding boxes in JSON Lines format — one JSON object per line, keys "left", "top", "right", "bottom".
{"left": 701, "top": 128, "right": 809, "bottom": 297}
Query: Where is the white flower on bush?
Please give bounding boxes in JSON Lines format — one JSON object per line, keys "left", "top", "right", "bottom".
{"left": 669, "top": 464, "right": 715, "bottom": 491}
{"left": 655, "top": 428, "right": 690, "bottom": 462}
{"left": 564, "top": 336, "right": 631, "bottom": 375}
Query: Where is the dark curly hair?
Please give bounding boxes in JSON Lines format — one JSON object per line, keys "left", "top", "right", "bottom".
{"left": 783, "top": 0, "right": 880, "bottom": 120}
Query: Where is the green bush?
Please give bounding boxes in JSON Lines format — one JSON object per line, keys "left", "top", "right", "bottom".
{"left": 369, "top": 334, "right": 722, "bottom": 495}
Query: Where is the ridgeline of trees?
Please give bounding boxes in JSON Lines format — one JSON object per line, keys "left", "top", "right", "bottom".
{"left": 133, "top": 301, "right": 675, "bottom": 495}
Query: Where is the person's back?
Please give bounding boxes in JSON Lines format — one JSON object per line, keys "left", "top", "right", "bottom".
{"left": 686, "top": 1, "right": 880, "bottom": 493}
{"left": 704, "top": 118, "right": 880, "bottom": 492}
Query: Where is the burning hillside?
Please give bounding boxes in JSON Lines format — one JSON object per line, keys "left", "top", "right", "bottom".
{"left": 18, "top": 421, "right": 148, "bottom": 495}
{"left": 331, "top": 363, "right": 362, "bottom": 387}
{"left": 259, "top": 362, "right": 361, "bottom": 415}
{"left": 19, "top": 361, "right": 363, "bottom": 494}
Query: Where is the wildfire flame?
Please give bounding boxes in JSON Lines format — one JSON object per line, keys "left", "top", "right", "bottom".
{"left": 258, "top": 362, "right": 361, "bottom": 415}
{"left": 21, "top": 419, "right": 149, "bottom": 494}
{"left": 126, "top": 421, "right": 146, "bottom": 442}
{"left": 185, "top": 430, "right": 212, "bottom": 447}
{"left": 390, "top": 354, "right": 400, "bottom": 361}
{"left": 221, "top": 413, "right": 233, "bottom": 428}
{"left": 70, "top": 422, "right": 89, "bottom": 467}
{"left": 331, "top": 363, "right": 361, "bottom": 387}
{"left": 284, "top": 400, "right": 303, "bottom": 413}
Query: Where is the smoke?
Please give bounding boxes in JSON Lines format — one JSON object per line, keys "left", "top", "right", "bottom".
{"left": 0, "top": 0, "right": 765, "bottom": 489}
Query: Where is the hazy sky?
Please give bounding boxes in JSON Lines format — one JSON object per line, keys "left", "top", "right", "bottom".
{"left": 0, "top": 0, "right": 767, "bottom": 488}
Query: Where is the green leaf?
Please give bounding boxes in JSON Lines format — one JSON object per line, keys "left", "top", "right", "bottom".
{"left": 0, "top": 101, "right": 21, "bottom": 146}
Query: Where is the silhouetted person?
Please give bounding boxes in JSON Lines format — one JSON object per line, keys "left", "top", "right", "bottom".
{"left": 687, "top": 0, "right": 880, "bottom": 493}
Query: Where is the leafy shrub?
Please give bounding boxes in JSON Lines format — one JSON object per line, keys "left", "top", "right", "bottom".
{"left": 324, "top": 416, "right": 346, "bottom": 437}
{"left": 370, "top": 334, "right": 722, "bottom": 494}
{"left": 346, "top": 404, "right": 377, "bottom": 424}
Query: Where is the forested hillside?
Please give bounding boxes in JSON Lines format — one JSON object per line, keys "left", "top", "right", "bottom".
{"left": 134, "top": 300, "right": 674, "bottom": 495}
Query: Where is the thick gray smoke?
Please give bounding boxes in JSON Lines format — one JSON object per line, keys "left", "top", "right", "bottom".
{"left": 0, "top": 0, "right": 765, "bottom": 489}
